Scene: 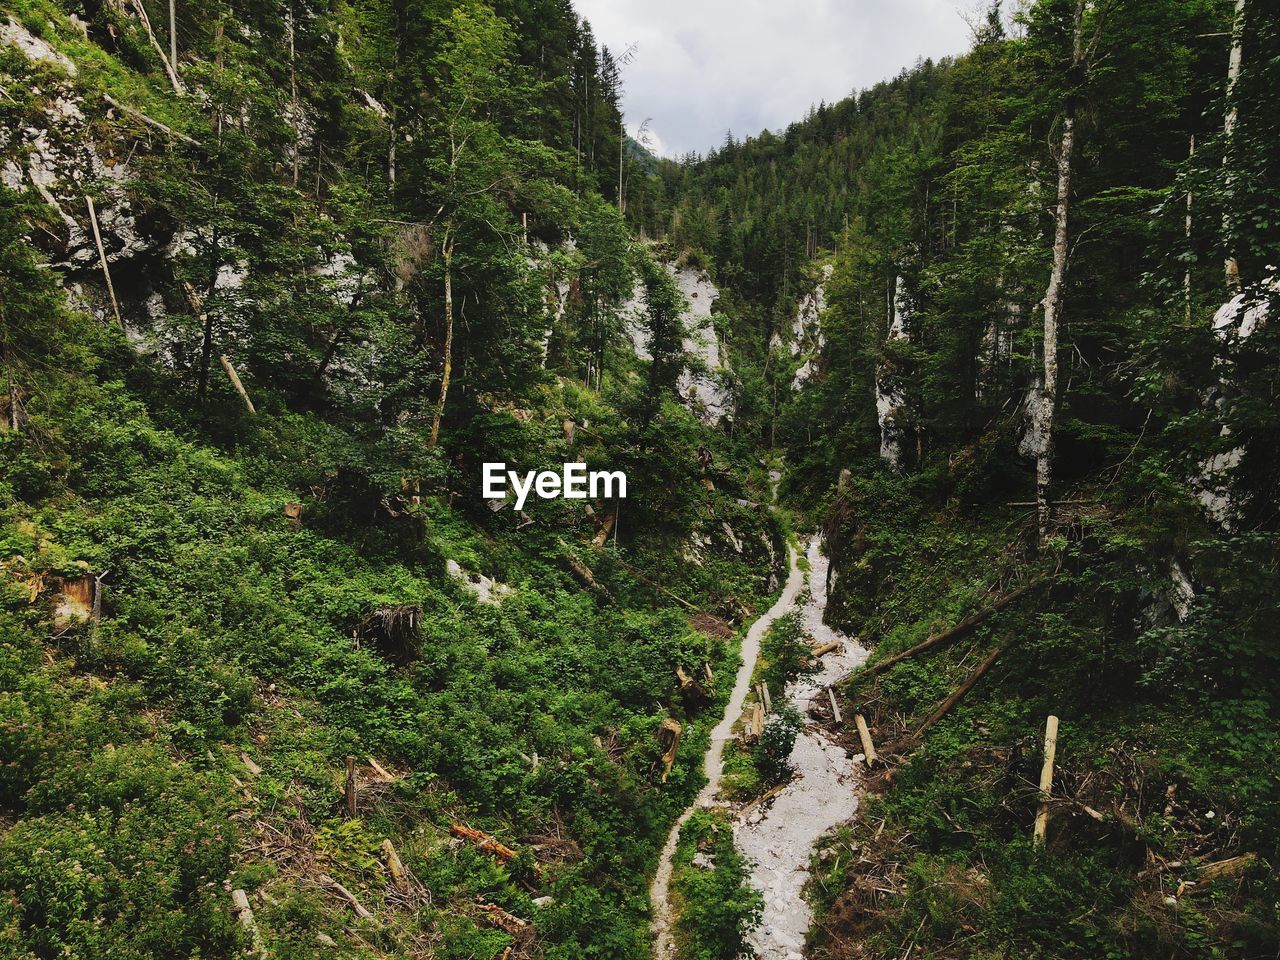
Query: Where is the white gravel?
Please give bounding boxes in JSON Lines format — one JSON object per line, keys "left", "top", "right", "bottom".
{"left": 735, "top": 536, "right": 868, "bottom": 960}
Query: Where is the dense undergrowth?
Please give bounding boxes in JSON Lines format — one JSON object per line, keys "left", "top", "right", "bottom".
{"left": 804, "top": 458, "right": 1280, "bottom": 959}
{"left": 0, "top": 186, "right": 782, "bottom": 959}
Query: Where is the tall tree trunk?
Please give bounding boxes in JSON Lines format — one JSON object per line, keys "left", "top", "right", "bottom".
{"left": 168, "top": 0, "right": 177, "bottom": 74}
{"left": 195, "top": 229, "right": 220, "bottom": 407}
{"left": 1035, "top": 0, "right": 1085, "bottom": 545}
{"left": 1222, "top": 0, "right": 1245, "bottom": 290}
{"left": 428, "top": 235, "right": 454, "bottom": 449}
{"left": 1186, "top": 135, "right": 1195, "bottom": 321}
{"left": 618, "top": 120, "right": 625, "bottom": 214}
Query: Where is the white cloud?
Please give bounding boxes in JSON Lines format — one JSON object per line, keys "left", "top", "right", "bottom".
{"left": 574, "top": 0, "right": 975, "bottom": 157}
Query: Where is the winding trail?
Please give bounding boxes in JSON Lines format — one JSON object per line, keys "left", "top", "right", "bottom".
{"left": 651, "top": 545, "right": 805, "bottom": 958}
{"left": 735, "top": 537, "right": 867, "bottom": 959}
{"left": 650, "top": 536, "right": 868, "bottom": 959}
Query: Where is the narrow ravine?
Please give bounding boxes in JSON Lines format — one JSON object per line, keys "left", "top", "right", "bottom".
{"left": 651, "top": 535, "right": 868, "bottom": 959}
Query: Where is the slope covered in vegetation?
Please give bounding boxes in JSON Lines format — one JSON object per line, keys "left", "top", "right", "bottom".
{"left": 3, "top": 0, "right": 1279, "bottom": 957}
{"left": 0, "top": 0, "right": 784, "bottom": 957}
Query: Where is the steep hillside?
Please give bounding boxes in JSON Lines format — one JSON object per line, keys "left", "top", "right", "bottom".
{"left": 4, "top": 0, "right": 1280, "bottom": 958}
{"left": 0, "top": 1, "right": 786, "bottom": 958}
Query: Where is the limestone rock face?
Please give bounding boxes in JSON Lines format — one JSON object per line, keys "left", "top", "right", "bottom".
{"left": 787, "top": 263, "right": 831, "bottom": 389}
{"left": 875, "top": 275, "right": 912, "bottom": 468}
{"left": 1194, "top": 275, "right": 1276, "bottom": 527}
{"left": 624, "top": 262, "right": 732, "bottom": 425}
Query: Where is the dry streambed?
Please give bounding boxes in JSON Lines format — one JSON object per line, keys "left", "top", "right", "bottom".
{"left": 651, "top": 536, "right": 868, "bottom": 959}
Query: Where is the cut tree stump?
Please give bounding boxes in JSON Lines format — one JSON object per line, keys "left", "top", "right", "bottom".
{"left": 854, "top": 714, "right": 877, "bottom": 766}
{"left": 658, "top": 717, "right": 682, "bottom": 782}
{"left": 1033, "top": 715, "right": 1060, "bottom": 847}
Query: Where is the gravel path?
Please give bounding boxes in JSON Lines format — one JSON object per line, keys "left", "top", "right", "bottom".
{"left": 735, "top": 537, "right": 867, "bottom": 959}
{"left": 650, "top": 534, "right": 868, "bottom": 959}
{"left": 650, "top": 545, "right": 805, "bottom": 958}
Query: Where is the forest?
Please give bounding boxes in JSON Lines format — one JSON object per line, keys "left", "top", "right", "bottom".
{"left": 0, "top": 0, "right": 1277, "bottom": 958}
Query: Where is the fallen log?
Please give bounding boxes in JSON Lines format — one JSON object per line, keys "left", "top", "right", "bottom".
{"left": 320, "top": 874, "right": 373, "bottom": 920}
{"left": 854, "top": 714, "right": 877, "bottom": 766}
{"left": 852, "top": 580, "right": 1043, "bottom": 683}
{"left": 591, "top": 511, "right": 616, "bottom": 548}
{"left": 381, "top": 839, "right": 407, "bottom": 889}
{"left": 367, "top": 757, "right": 397, "bottom": 782}
{"left": 811, "top": 641, "right": 841, "bottom": 658}
{"left": 476, "top": 898, "right": 529, "bottom": 935}
{"left": 102, "top": 93, "right": 199, "bottom": 146}
{"left": 451, "top": 824, "right": 518, "bottom": 863}
{"left": 230, "top": 890, "right": 267, "bottom": 957}
{"left": 1195, "top": 852, "right": 1257, "bottom": 883}
{"left": 827, "top": 687, "right": 842, "bottom": 725}
{"left": 913, "top": 643, "right": 1007, "bottom": 739}
{"left": 219, "top": 355, "right": 257, "bottom": 414}
{"left": 559, "top": 542, "right": 612, "bottom": 600}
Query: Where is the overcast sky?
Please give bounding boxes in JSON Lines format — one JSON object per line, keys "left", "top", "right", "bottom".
{"left": 573, "top": 0, "right": 977, "bottom": 157}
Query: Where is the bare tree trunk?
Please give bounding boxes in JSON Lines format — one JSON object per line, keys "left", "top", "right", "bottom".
{"left": 1186, "top": 135, "right": 1195, "bottom": 321}
{"left": 1222, "top": 0, "right": 1245, "bottom": 290}
{"left": 1035, "top": 0, "right": 1085, "bottom": 545}
{"left": 428, "top": 236, "right": 454, "bottom": 449}
{"left": 85, "top": 196, "right": 123, "bottom": 327}
{"left": 168, "top": 0, "right": 177, "bottom": 75}
{"left": 191, "top": 229, "right": 220, "bottom": 407}
{"left": 287, "top": 4, "right": 299, "bottom": 186}
{"left": 127, "top": 0, "right": 184, "bottom": 95}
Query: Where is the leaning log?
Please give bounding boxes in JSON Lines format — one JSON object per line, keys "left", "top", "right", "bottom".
{"left": 913, "top": 644, "right": 1006, "bottom": 738}
{"left": 853, "top": 580, "right": 1043, "bottom": 683}
{"left": 219, "top": 355, "right": 257, "bottom": 414}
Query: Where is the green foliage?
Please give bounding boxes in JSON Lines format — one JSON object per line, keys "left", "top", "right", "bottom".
{"left": 671, "top": 810, "right": 762, "bottom": 960}
{"left": 754, "top": 706, "right": 803, "bottom": 787}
